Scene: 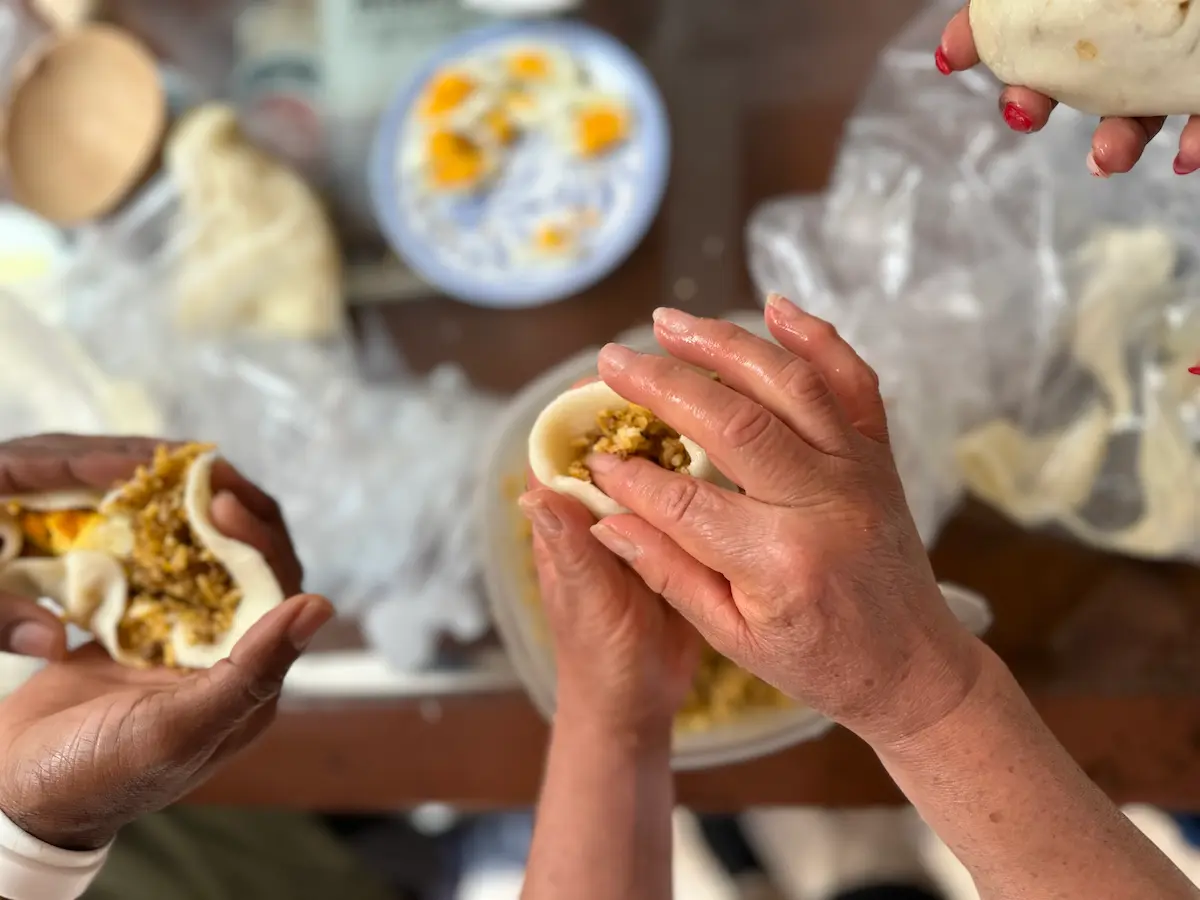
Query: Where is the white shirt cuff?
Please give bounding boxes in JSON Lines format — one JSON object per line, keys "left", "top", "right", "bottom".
{"left": 0, "top": 810, "right": 110, "bottom": 900}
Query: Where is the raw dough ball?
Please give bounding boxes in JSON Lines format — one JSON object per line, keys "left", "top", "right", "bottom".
{"left": 971, "top": 0, "right": 1200, "bottom": 117}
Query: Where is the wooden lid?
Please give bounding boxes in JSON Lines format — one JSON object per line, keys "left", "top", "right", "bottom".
{"left": 5, "top": 24, "right": 166, "bottom": 225}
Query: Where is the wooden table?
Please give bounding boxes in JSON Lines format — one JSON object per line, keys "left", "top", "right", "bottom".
{"left": 192, "top": 0, "right": 1200, "bottom": 811}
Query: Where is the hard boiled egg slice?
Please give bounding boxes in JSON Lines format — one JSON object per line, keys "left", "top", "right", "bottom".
{"left": 503, "top": 43, "right": 580, "bottom": 91}
{"left": 422, "top": 127, "right": 498, "bottom": 195}
{"left": 557, "top": 90, "right": 633, "bottom": 159}
{"left": 416, "top": 60, "right": 499, "bottom": 126}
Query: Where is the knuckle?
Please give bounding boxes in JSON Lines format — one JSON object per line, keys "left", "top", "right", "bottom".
{"left": 720, "top": 402, "right": 778, "bottom": 452}
{"left": 775, "top": 356, "right": 834, "bottom": 407}
{"left": 804, "top": 317, "right": 840, "bottom": 346}
{"left": 707, "top": 320, "right": 745, "bottom": 346}
{"left": 653, "top": 476, "right": 702, "bottom": 526}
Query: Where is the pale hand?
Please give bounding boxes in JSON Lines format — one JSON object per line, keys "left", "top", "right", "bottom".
{"left": 584, "top": 298, "right": 983, "bottom": 749}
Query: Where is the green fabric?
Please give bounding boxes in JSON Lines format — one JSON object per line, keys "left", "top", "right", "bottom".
{"left": 83, "top": 807, "right": 392, "bottom": 900}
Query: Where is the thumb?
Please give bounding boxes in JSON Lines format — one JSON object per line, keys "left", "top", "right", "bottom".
{"left": 519, "top": 490, "right": 608, "bottom": 583}
{"left": 160, "top": 594, "right": 333, "bottom": 757}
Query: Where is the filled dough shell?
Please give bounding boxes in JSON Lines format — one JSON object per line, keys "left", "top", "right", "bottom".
{"left": 0, "top": 451, "right": 285, "bottom": 668}
{"left": 529, "top": 381, "right": 724, "bottom": 518}
{"left": 971, "top": 0, "right": 1200, "bottom": 117}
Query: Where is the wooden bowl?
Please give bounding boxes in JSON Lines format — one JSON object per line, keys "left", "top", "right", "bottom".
{"left": 5, "top": 24, "right": 165, "bottom": 225}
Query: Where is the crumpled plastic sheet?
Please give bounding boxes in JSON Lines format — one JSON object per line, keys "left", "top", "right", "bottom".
{"left": 1, "top": 175, "right": 500, "bottom": 671}
{"left": 747, "top": 0, "right": 1200, "bottom": 559}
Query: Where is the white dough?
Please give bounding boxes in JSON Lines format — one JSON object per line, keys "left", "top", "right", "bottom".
{"left": 528, "top": 381, "right": 726, "bottom": 519}
{"left": 971, "top": 0, "right": 1200, "bottom": 116}
{"left": 0, "top": 451, "right": 285, "bottom": 668}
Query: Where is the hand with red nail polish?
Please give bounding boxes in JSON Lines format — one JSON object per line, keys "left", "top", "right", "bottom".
{"left": 939, "top": 4, "right": 1187, "bottom": 175}
{"left": 0, "top": 434, "right": 325, "bottom": 852}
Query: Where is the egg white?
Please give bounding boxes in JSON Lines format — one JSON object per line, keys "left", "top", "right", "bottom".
{"left": 551, "top": 89, "right": 635, "bottom": 160}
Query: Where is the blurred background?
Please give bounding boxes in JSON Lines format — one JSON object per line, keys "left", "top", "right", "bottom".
{"left": 4, "top": 0, "right": 1200, "bottom": 897}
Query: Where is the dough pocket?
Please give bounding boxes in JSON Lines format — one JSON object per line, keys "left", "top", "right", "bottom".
{"left": 528, "top": 381, "right": 726, "bottom": 518}
{"left": 0, "top": 443, "right": 284, "bottom": 669}
{"left": 971, "top": 0, "right": 1200, "bottom": 117}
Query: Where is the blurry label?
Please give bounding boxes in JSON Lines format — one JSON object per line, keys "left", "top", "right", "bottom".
{"left": 318, "top": 0, "right": 487, "bottom": 117}
{"left": 231, "top": 51, "right": 325, "bottom": 168}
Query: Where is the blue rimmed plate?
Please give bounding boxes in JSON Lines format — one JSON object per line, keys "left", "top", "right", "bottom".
{"left": 369, "top": 20, "right": 670, "bottom": 309}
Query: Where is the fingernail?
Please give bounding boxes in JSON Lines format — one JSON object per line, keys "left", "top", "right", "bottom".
{"left": 652, "top": 306, "right": 696, "bottom": 334}
{"left": 6, "top": 621, "right": 57, "bottom": 658}
{"left": 766, "top": 292, "right": 800, "bottom": 319}
{"left": 597, "top": 343, "right": 635, "bottom": 374}
{"left": 934, "top": 47, "right": 952, "bottom": 76}
{"left": 518, "top": 494, "right": 563, "bottom": 537}
{"left": 585, "top": 452, "right": 619, "bottom": 473}
{"left": 1190, "top": 365, "right": 1200, "bottom": 376}
{"left": 590, "top": 523, "right": 640, "bottom": 563}
{"left": 1086, "top": 151, "right": 1109, "bottom": 179}
{"left": 287, "top": 596, "right": 332, "bottom": 651}
{"left": 1001, "top": 102, "right": 1033, "bottom": 133}
{"left": 1175, "top": 153, "right": 1197, "bottom": 176}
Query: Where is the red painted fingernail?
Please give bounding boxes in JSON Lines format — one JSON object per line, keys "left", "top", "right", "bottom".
{"left": 1086, "top": 151, "right": 1109, "bottom": 179}
{"left": 1174, "top": 153, "right": 1197, "bottom": 176}
{"left": 1190, "top": 365, "right": 1200, "bottom": 376}
{"left": 935, "top": 47, "right": 952, "bottom": 75}
{"left": 1002, "top": 103, "right": 1033, "bottom": 133}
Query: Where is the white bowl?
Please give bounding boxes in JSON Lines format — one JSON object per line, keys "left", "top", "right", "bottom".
{"left": 477, "top": 313, "right": 992, "bottom": 770}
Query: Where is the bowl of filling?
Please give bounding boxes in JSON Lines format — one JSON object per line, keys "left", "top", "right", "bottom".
{"left": 479, "top": 314, "right": 838, "bottom": 770}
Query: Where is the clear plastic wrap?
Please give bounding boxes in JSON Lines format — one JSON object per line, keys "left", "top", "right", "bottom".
{"left": 748, "top": 0, "right": 1200, "bottom": 559}
{"left": 4, "top": 174, "right": 500, "bottom": 670}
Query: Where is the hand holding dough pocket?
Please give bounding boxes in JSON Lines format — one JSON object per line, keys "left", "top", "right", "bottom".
{"left": 0, "top": 445, "right": 285, "bottom": 669}
{"left": 938, "top": 4, "right": 1199, "bottom": 175}
{"left": 529, "top": 381, "right": 727, "bottom": 518}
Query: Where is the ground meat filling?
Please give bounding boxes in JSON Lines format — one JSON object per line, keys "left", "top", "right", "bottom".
{"left": 567, "top": 404, "right": 690, "bottom": 482}
{"left": 101, "top": 443, "right": 242, "bottom": 666}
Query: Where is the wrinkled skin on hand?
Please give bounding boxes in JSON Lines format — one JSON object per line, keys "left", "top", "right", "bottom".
{"left": 938, "top": 3, "right": 1200, "bottom": 176}
{"left": 0, "top": 434, "right": 329, "bottom": 850}
{"left": 521, "top": 415, "right": 700, "bottom": 734}
{"left": 582, "top": 298, "right": 984, "bottom": 749}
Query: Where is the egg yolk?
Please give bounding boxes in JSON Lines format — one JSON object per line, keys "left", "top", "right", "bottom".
{"left": 13, "top": 508, "right": 101, "bottom": 556}
{"left": 535, "top": 223, "right": 574, "bottom": 254}
{"left": 509, "top": 51, "right": 552, "bottom": 82}
{"left": 483, "top": 107, "right": 518, "bottom": 146}
{"left": 576, "top": 104, "right": 628, "bottom": 157}
{"left": 421, "top": 71, "right": 476, "bottom": 119}
{"left": 428, "top": 130, "right": 487, "bottom": 190}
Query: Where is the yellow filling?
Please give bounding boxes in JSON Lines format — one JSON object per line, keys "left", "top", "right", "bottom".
{"left": 101, "top": 443, "right": 241, "bottom": 667}
{"left": 7, "top": 444, "right": 241, "bottom": 668}
{"left": 567, "top": 404, "right": 689, "bottom": 482}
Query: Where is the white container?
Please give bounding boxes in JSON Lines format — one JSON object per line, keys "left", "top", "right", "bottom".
{"left": 477, "top": 312, "right": 994, "bottom": 770}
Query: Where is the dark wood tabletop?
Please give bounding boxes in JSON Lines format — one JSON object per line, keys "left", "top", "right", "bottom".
{"left": 190, "top": 0, "right": 1200, "bottom": 812}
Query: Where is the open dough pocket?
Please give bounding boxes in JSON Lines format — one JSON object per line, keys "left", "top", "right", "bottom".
{"left": 0, "top": 444, "right": 284, "bottom": 668}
